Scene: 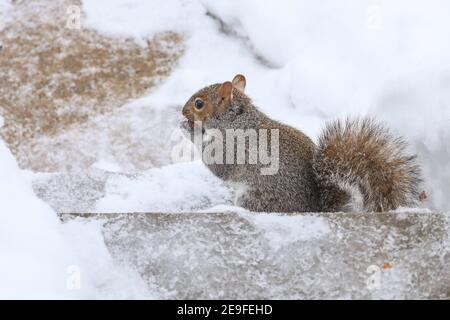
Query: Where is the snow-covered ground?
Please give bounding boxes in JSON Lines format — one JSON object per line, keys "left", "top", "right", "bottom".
{"left": 1, "top": 0, "right": 449, "bottom": 299}
{"left": 82, "top": 0, "right": 450, "bottom": 212}
{"left": 0, "top": 139, "right": 153, "bottom": 298}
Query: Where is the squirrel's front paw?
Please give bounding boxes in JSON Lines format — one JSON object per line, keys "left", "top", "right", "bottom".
{"left": 180, "top": 119, "right": 193, "bottom": 131}
{"left": 180, "top": 120, "right": 194, "bottom": 140}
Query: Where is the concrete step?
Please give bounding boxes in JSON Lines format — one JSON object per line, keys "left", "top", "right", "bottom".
{"left": 60, "top": 211, "right": 450, "bottom": 299}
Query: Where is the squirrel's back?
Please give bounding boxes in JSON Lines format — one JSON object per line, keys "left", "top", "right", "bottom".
{"left": 181, "top": 74, "right": 422, "bottom": 213}
{"left": 314, "top": 118, "right": 422, "bottom": 212}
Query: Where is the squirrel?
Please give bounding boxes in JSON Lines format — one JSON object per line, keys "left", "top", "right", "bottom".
{"left": 181, "top": 74, "right": 422, "bottom": 213}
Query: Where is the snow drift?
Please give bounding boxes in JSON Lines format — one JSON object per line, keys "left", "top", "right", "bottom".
{"left": 0, "top": 137, "right": 150, "bottom": 298}
{"left": 83, "top": 0, "right": 450, "bottom": 211}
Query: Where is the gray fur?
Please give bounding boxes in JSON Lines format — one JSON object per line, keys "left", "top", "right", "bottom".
{"left": 182, "top": 83, "right": 422, "bottom": 213}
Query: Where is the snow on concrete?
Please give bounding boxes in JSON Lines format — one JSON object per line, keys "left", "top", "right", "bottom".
{"left": 96, "top": 161, "right": 232, "bottom": 213}
{"left": 0, "top": 139, "right": 151, "bottom": 298}
{"left": 82, "top": 0, "right": 450, "bottom": 211}
{"left": 88, "top": 211, "right": 450, "bottom": 299}
{"left": 1, "top": 0, "right": 450, "bottom": 298}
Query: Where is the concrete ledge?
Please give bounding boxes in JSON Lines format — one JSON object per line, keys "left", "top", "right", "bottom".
{"left": 60, "top": 211, "right": 450, "bottom": 299}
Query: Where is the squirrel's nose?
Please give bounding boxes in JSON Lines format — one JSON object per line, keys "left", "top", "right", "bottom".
{"left": 181, "top": 104, "right": 189, "bottom": 117}
{"left": 181, "top": 104, "right": 194, "bottom": 123}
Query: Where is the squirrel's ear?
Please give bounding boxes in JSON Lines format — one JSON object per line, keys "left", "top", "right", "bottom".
{"left": 232, "top": 74, "right": 246, "bottom": 93}
{"left": 218, "top": 81, "right": 233, "bottom": 101}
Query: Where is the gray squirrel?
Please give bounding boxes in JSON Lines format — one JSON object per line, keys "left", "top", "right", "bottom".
{"left": 181, "top": 74, "right": 422, "bottom": 212}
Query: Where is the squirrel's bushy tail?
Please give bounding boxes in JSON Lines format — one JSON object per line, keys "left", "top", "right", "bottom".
{"left": 314, "top": 118, "right": 422, "bottom": 212}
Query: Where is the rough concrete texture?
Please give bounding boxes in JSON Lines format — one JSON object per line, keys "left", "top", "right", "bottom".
{"left": 0, "top": 0, "right": 183, "bottom": 171}
{"left": 61, "top": 211, "right": 450, "bottom": 299}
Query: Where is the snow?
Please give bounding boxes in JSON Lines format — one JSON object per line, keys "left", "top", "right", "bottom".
{"left": 83, "top": 0, "right": 450, "bottom": 211}
{"left": 0, "top": 0, "right": 10, "bottom": 28}
{"left": 1, "top": 0, "right": 449, "bottom": 298}
{"left": 243, "top": 213, "right": 331, "bottom": 250}
{"left": 96, "top": 161, "right": 232, "bottom": 213}
{"left": 94, "top": 211, "right": 450, "bottom": 299}
{"left": 0, "top": 140, "right": 70, "bottom": 298}
{"left": 82, "top": 0, "right": 205, "bottom": 41}
{"left": 0, "top": 140, "right": 150, "bottom": 298}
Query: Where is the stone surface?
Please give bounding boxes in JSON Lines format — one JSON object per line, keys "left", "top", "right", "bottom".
{"left": 0, "top": 0, "right": 182, "bottom": 171}
{"left": 60, "top": 211, "right": 450, "bottom": 299}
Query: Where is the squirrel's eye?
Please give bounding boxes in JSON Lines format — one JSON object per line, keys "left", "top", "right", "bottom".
{"left": 194, "top": 98, "right": 204, "bottom": 110}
